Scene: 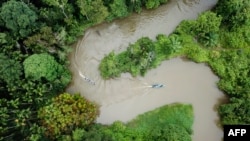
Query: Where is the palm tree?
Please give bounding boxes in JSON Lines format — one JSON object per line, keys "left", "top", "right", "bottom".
{"left": 199, "top": 32, "right": 219, "bottom": 48}
{"left": 168, "top": 35, "right": 182, "bottom": 52}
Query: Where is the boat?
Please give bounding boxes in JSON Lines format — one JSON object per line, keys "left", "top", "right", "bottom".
{"left": 151, "top": 84, "right": 165, "bottom": 88}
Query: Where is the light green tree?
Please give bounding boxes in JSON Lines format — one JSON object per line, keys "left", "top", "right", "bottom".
{"left": 106, "top": 0, "right": 129, "bottom": 21}
{"left": 192, "top": 11, "right": 222, "bottom": 47}
{"left": 23, "top": 53, "right": 63, "bottom": 81}
{"left": 145, "top": 0, "right": 160, "bottom": 9}
{"left": 145, "top": 0, "right": 168, "bottom": 9}
{"left": 76, "top": 0, "right": 109, "bottom": 24}
{"left": 193, "top": 11, "right": 222, "bottom": 36}
{"left": 99, "top": 51, "right": 121, "bottom": 79}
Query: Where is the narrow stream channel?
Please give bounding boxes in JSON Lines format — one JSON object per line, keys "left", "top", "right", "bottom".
{"left": 67, "top": 0, "right": 225, "bottom": 140}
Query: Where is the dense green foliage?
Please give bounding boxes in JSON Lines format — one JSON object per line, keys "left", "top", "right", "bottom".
{"left": 2, "top": 0, "right": 250, "bottom": 140}
{"left": 145, "top": 0, "right": 168, "bottom": 9}
{"left": 100, "top": 0, "right": 250, "bottom": 136}
{"left": 0, "top": 0, "right": 171, "bottom": 140}
{"left": 98, "top": 12, "right": 220, "bottom": 79}
{"left": 209, "top": 50, "right": 250, "bottom": 124}
{"left": 106, "top": 0, "right": 129, "bottom": 21}
{"left": 191, "top": 11, "right": 222, "bottom": 47}
{"left": 99, "top": 35, "right": 182, "bottom": 79}
{"left": 99, "top": 37, "right": 158, "bottom": 78}
{"left": 215, "top": 0, "right": 250, "bottom": 30}
{"left": 38, "top": 93, "right": 99, "bottom": 139}
{"left": 174, "top": 5, "right": 250, "bottom": 126}
{"left": 24, "top": 53, "right": 63, "bottom": 81}
{"left": 0, "top": 1, "right": 38, "bottom": 38}
{"left": 61, "top": 103, "right": 193, "bottom": 141}
{"left": 0, "top": 54, "right": 22, "bottom": 85}
{"left": 77, "top": 0, "right": 109, "bottom": 24}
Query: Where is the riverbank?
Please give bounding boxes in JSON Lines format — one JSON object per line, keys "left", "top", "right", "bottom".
{"left": 96, "top": 57, "right": 225, "bottom": 141}
{"left": 66, "top": 0, "right": 224, "bottom": 140}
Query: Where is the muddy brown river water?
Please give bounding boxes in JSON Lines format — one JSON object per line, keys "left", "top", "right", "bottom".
{"left": 67, "top": 0, "right": 226, "bottom": 140}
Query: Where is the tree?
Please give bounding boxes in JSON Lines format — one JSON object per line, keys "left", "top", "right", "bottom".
{"left": 193, "top": 11, "right": 222, "bottom": 35}
{"left": 23, "top": 26, "right": 72, "bottom": 60}
{"left": 24, "top": 26, "right": 57, "bottom": 53}
{"left": 0, "top": 0, "right": 38, "bottom": 38}
{"left": 42, "top": 0, "right": 72, "bottom": 19}
{"left": 38, "top": 93, "right": 99, "bottom": 139}
{"left": 40, "top": 0, "right": 75, "bottom": 27}
{"left": 23, "top": 53, "right": 63, "bottom": 81}
{"left": 219, "top": 98, "right": 250, "bottom": 125}
{"left": 145, "top": 0, "right": 160, "bottom": 9}
{"left": 126, "top": 0, "right": 143, "bottom": 13}
{"left": 148, "top": 124, "right": 191, "bottom": 141}
{"left": 215, "top": 0, "right": 250, "bottom": 30}
{"left": 106, "top": 0, "right": 129, "bottom": 21}
{"left": 72, "top": 128, "right": 86, "bottom": 141}
{"left": 0, "top": 96, "right": 52, "bottom": 140}
{"left": 165, "top": 34, "right": 182, "bottom": 56}
{"left": 76, "top": 0, "right": 109, "bottom": 24}
{"left": 0, "top": 53, "right": 22, "bottom": 85}
{"left": 0, "top": 33, "right": 7, "bottom": 45}
{"left": 192, "top": 11, "right": 222, "bottom": 47}
{"left": 156, "top": 34, "right": 182, "bottom": 58}
{"left": 220, "top": 25, "right": 250, "bottom": 49}
{"left": 99, "top": 51, "right": 121, "bottom": 79}
{"left": 145, "top": 0, "right": 168, "bottom": 9}
{"left": 99, "top": 37, "right": 160, "bottom": 79}
{"left": 126, "top": 37, "right": 156, "bottom": 76}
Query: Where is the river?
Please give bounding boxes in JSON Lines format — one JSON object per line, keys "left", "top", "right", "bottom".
{"left": 66, "top": 0, "right": 225, "bottom": 140}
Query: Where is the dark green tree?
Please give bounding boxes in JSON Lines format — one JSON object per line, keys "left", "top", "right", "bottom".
{"left": 215, "top": 0, "right": 250, "bottom": 30}
{"left": 0, "top": 53, "right": 22, "bottom": 85}
{"left": 126, "top": 0, "right": 143, "bottom": 13}
{"left": 0, "top": 33, "right": 7, "bottom": 45}
{"left": 24, "top": 26, "right": 58, "bottom": 53}
{"left": 39, "top": 0, "right": 75, "bottom": 28}
{"left": 42, "top": 0, "right": 73, "bottom": 19}
{"left": 219, "top": 98, "right": 250, "bottom": 125}
{"left": 0, "top": 0, "right": 38, "bottom": 38}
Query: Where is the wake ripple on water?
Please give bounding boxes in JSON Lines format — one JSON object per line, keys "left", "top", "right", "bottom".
{"left": 177, "top": 0, "right": 200, "bottom": 12}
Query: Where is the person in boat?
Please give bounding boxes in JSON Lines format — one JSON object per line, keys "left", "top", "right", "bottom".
{"left": 152, "top": 84, "right": 165, "bottom": 88}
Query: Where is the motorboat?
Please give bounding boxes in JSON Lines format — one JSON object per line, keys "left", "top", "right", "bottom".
{"left": 152, "top": 84, "right": 165, "bottom": 88}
